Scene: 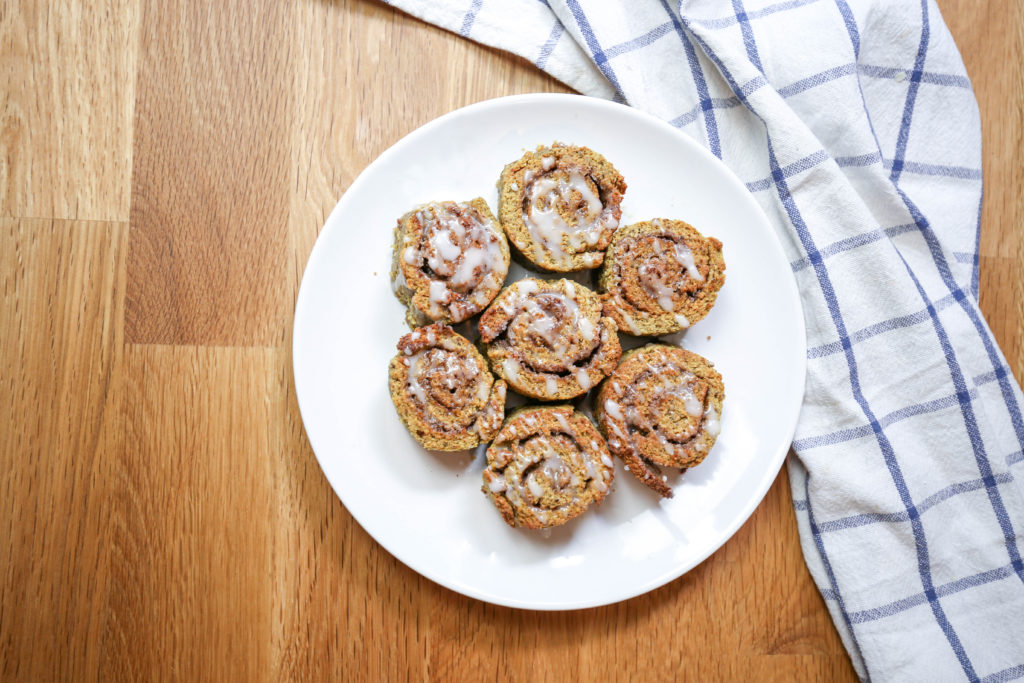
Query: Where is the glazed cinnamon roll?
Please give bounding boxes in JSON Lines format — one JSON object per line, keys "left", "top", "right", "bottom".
{"left": 479, "top": 278, "right": 622, "bottom": 401}
{"left": 595, "top": 345, "right": 723, "bottom": 497}
{"left": 391, "top": 199, "right": 510, "bottom": 327}
{"left": 598, "top": 219, "right": 725, "bottom": 336}
{"left": 497, "top": 143, "right": 626, "bottom": 272}
{"left": 389, "top": 323, "right": 507, "bottom": 451}
{"left": 482, "top": 405, "right": 614, "bottom": 529}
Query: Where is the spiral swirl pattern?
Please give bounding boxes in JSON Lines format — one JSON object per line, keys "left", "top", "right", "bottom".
{"left": 479, "top": 278, "right": 622, "bottom": 401}
{"left": 595, "top": 345, "right": 724, "bottom": 497}
{"left": 599, "top": 219, "right": 725, "bottom": 336}
{"left": 391, "top": 198, "right": 510, "bottom": 327}
{"left": 482, "top": 406, "right": 614, "bottom": 529}
{"left": 497, "top": 143, "right": 626, "bottom": 272}
{"left": 389, "top": 323, "right": 507, "bottom": 451}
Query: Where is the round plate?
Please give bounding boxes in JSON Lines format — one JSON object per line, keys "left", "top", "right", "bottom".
{"left": 293, "top": 94, "right": 805, "bottom": 610}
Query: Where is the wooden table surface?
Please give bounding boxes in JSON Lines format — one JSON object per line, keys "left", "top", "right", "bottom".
{"left": 1, "top": 1, "right": 1020, "bottom": 680}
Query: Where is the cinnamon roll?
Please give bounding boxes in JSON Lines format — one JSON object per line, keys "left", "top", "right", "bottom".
{"left": 594, "top": 344, "right": 724, "bottom": 497}
{"left": 479, "top": 278, "right": 622, "bottom": 401}
{"left": 598, "top": 219, "right": 725, "bottom": 336}
{"left": 391, "top": 198, "right": 510, "bottom": 327}
{"left": 497, "top": 143, "right": 626, "bottom": 272}
{"left": 389, "top": 322, "right": 507, "bottom": 451}
{"left": 482, "top": 405, "right": 614, "bottom": 529}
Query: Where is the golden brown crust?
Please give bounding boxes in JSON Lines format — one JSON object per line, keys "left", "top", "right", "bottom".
{"left": 478, "top": 278, "right": 622, "bottom": 400}
{"left": 391, "top": 198, "right": 510, "bottom": 328}
{"left": 594, "top": 344, "right": 724, "bottom": 497}
{"left": 388, "top": 323, "right": 507, "bottom": 451}
{"left": 598, "top": 219, "right": 725, "bottom": 336}
{"left": 497, "top": 143, "right": 626, "bottom": 272}
{"left": 482, "top": 405, "right": 614, "bottom": 529}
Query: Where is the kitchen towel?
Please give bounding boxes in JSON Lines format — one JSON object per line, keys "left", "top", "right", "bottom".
{"left": 381, "top": 0, "right": 1024, "bottom": 680}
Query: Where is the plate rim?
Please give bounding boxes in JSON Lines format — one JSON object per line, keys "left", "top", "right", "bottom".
{"left": 292, "top": 92, "right": 807, "bottom": 610}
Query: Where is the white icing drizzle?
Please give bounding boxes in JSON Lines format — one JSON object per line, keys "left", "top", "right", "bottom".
{"left": 639, "top": 260, "right": 677, "bottom": 312}
{"left": 452, "top": 244, "right": 492, "bottom": 288}
{"left": 541, "top": 453, "right": 570, "bottom": 483}
{"left": 582, "top": 450, "right": 600, "bottom": 481}
{"left": 603, "top": 399, "right": 624, "bottom": 421}
{"left": 704, "top": 406, "right": 721, "bottom": 437}
{"left": 527, "top": 307, "right": 559, "bottom": 345}
{"left": 674, "top": 242, "right": 703, "bottom": 282}
{"left": 545, "top": 377, "right": 557, "bottom": 396}
{"left": 428, "top": 281, "right": 449, "bottom": 315}
{"left": 502, "top": 358, "right": 522, "bottom": 383}
{"left": 406, "top": 352, "right": 427, "bottom": 404}
{"left": 522, "top": 170, "right": 613, "bottom": 267}
{"left": 405, "top": 201, "right": 507, "bottom": 320}
{"left": 575, "top": 369, "right": 592, "bottom": 391}
{"left": 637, "top": 239, "right": 699, "bottom": 312}
{"left": 430, "top": 228, "right": 461, "bottom": 263}
{"left": 476, "top": 378, "right": 491, "bottom": 401}
{"left": 517, "top": 279, "right": 539, "bottom": 296}
{"left": 618, "top": 309, "right": 642, "bottom": 335}
{"left": 511, "top": 282, "right": 588, "bottom": 363}
{"left": 606, "top": 419, "right": 627, "bottom": 440}
{"left": 681, "top": 385, "right": 702, "bottom": 417}
{"left": 615, "top": 233, "right": 705, "bottom": 324}
{"left": 577, "top": 316, "right": 595, "bottom": 342}
{"left": 405, "top": 345, "right": 481, "bottom": 409}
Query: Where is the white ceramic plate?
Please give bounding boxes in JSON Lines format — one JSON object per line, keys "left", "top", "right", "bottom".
{"left": 293, "top": 94, "right": 805, "bottom": 610}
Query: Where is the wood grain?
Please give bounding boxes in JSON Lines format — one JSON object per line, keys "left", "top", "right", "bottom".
{"left": 0, "top": 2, "right": 138, "bottom": 222}
{"left": 941, "top": 0, "right": 1024, "bottom": 381}
{"left": 100, "top": 345, "right": 285, "bottom": 681}
{"left": 125, "top": 0, "right": 294, "bottom": 346}
{"left": 0, "top": 217, "right": 125, "bottom": 681}
{"left": 0, "top": 0, "right": 1019, "bottom": 681}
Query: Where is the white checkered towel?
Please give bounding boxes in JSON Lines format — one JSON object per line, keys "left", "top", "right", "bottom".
{"left": 382, "top": 0, "right": 1024, "bottom": 679}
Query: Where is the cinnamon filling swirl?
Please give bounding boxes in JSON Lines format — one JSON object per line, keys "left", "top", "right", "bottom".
{"left": 595, "top": 344, "right": 724, "bottom": 498}
{"left": 483, "top": 406, "right": 614, "bottom": 529}
{"left": 479, "top": 278, "right": 621, "bottom": 401}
